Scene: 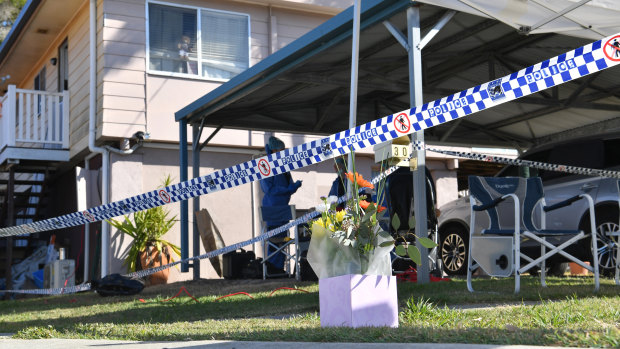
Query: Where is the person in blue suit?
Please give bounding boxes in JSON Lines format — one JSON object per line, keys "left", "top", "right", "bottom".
{"left": 328, "top": 157, "right": 347, "bottom": 210}
{"left": 260, "top": 136, "right": 302, "bottom": 273}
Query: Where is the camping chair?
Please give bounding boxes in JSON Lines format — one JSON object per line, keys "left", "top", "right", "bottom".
{"left": 467, "top": 176, "right": 599, "bottom": 293}
{"left": 260, "top": 205, "right": 300, "bottom": 280}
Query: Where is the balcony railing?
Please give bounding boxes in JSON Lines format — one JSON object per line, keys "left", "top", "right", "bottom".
{"left": 0, "top": 85, "right": 70, "bottom": 150}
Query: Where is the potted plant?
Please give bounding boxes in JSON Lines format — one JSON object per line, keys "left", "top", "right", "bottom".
{"left": 307, "top": 155, "right": 436, "bottom": 328}
{"left": 108, "top": 175, "right": 181, "bottom": 285}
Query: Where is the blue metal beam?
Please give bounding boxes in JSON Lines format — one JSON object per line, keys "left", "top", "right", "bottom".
{"left": 179, "top": 119, "right": 189, "bottom": 272}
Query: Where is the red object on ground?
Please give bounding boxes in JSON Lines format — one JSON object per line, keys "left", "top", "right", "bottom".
{"left": 214, "top": 292, "right": 254, "bottom": 301}
{"left": 396, "top": 267, "right": 451, "bottom": 283}
{"left": 162, "top": 286, "right": 199, "bottom": 303}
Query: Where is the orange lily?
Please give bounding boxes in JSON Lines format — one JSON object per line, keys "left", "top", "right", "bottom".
{"left": 359, "top": 200, "right": 386, "bottom": 213}
{"left": 345, "top": 172, "right": 374, "bottom": 189}
{"left": 359, "top": 200, "right": 370, "bottom": 209}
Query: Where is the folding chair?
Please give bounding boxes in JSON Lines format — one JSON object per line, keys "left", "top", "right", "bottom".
{"left": 467, "top": 176, "right": 599, "bottom": 293}
{"left": 259, "top": 205, "right": 300, "bottom": 280}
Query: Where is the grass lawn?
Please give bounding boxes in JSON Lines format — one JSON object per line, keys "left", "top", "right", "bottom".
{"left": 0, "top": 275, "right": 618, "bottom": 347}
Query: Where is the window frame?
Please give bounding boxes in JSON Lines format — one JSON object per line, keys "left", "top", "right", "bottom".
{"left": 145, "top": 0, "right": 251, "bottom": 82}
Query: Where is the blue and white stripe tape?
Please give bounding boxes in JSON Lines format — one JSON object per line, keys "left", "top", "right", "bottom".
{"left": 1, "top": 33, "right": 619, "bottom": 237}
{"left": 420, "top": 144, "right": 620, "bottom": 179}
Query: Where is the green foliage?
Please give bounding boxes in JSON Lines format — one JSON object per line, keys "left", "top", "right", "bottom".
{"left": 14, "top": 325, "right": 60, "bottom": 339}
{"left": 390, "top": 213, "right": 400, "bottom": 232}
{"left": 107, "top": 175, "right": 180, "bottom": 272}
{"left": 405, "top": 296, "right": 437, "bottom": 317}
{"left": 392, "top": 210, "right": 438, "bottom": 265}
{"left": 10, "top": 0, "right": 27, "bottom": 8}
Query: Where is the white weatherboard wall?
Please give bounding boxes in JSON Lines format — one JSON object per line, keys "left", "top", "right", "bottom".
{"left": 98, "top": 0, "right": 347, "bottom": 280}
{"left": 99, "top": 0, "right": 336, "bottom": 144}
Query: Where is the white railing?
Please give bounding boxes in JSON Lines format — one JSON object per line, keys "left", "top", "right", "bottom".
{"left": 1, "top": 84, "right": 70, "bottom": 149}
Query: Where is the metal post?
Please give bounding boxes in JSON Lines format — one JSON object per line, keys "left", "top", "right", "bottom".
{"left": 98, "top": 150, "right": 111, "bottom": 277}
{"left": 179, "top": 120, "right": 189, "bottom": 272}
{"left": 407, "top": 5, "right": 429, "bottom": 283}
{"left": 347, "top": 0, "right": 361, "bottom": 184}
{"left": 192, "top": 124, "right": 201, "bottom": 280}
{"left": 62, "top": 90, "right": 70, "bottom": 149}
{"left": 7, "top": 85, "right": 16, "bottom": 147}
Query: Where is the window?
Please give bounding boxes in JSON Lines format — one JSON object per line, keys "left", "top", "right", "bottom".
{"left": 147, "top": 2, "right": 249, "bottom": 81}
{"left": 58, "top": 39, "right": 68, "bottom": 91}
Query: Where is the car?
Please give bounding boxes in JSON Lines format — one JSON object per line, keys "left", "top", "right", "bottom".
{"left": 438, "top": 134, "right": 620, "bottom": 276}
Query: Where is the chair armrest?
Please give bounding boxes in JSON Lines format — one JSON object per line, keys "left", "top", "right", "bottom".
{"left": 543, "top": 194, "right": 582, "bottom": 212}
{"left": 472, "top": 195, "right": 507, "bottom": 212}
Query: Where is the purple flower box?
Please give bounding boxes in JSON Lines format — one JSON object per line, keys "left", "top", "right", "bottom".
{"left": 319, "top": 274, "right": 398, "bottom": 328}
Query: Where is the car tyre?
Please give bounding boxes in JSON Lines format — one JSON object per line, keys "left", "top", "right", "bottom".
{"left": 439, "top": 224, "right": 468, "bottom": 276}
{"left": 592, "top": 208, "right": 619, "bottom": 277}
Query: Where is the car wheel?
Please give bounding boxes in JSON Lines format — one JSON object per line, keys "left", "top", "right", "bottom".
{"left": 439, "top": 224, "right": 468, "bottom": 276}
{"left": 594, "top": 208, "right": 619, "bottom": 276}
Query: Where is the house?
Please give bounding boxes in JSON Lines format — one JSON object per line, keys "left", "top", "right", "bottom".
{"left": 0, "top": 0, "right": 467, "bottom": 286}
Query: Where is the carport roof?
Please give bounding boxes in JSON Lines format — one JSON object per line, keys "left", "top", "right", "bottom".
{"left": 175, "top": 0, "right": 620, "bottom": 151}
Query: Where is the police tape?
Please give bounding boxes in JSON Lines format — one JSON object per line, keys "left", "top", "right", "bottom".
{"left": 0, "top": 33, "right": 618, "bottom": 238}
{"left": 419, "top": 144, "right": 620, "bottom": 179}
{"left": 1, "top": 156, "right": 405, "bottom": 295}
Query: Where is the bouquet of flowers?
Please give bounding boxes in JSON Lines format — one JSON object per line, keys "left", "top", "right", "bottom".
{"left": 307, "top": 158, "right": 436, "bottom": 278}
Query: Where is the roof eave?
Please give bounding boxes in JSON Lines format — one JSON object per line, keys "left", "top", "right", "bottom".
{"left": 0, "top": 0, "right": 42, "bottom": 67}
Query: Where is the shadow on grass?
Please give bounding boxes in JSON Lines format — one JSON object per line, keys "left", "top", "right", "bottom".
{"left": 2, "top": 275, "right": 619, "bottom": 346}
{"left": 0, "top": 292, "right": 320, "bottom": 332}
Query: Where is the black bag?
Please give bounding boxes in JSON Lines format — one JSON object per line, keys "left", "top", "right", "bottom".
{"left": 92, "top": 273, "right": 144, "bottom": 297}
{"left": 223, "top": 248, "right": 255, "bottom": 279}
{"left": 241, "top": 257, "right": 264, "bottom": 279}
{"left": 298, "top": 250, "right": 317, "bottom": 281}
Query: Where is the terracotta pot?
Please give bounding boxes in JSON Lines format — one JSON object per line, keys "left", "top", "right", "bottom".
{"left": 569, "top": 262, "right": 590, "bottom": 276}
{"left": 139, "top": 245, "right": 170, "bottom": 285}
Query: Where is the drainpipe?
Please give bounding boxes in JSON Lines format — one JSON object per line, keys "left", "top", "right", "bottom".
{"left": 88, "top": 0, "right": 147, "bottom": 278}
{"left": 87, "top": 0, "right": 111, "bottom": 277}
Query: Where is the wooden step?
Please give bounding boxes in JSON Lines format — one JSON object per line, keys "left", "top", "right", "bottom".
{"left": 15, "top": 214, "right": 36, "bottom": 219}
{"left": 6, "top": 203, "right": 44, "bottom": 209}
{"left": 0, "top": 179, "right": 45, "bottom": 185}
{"left": 0, "top": 191, "right": 44, "bottom": 197}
